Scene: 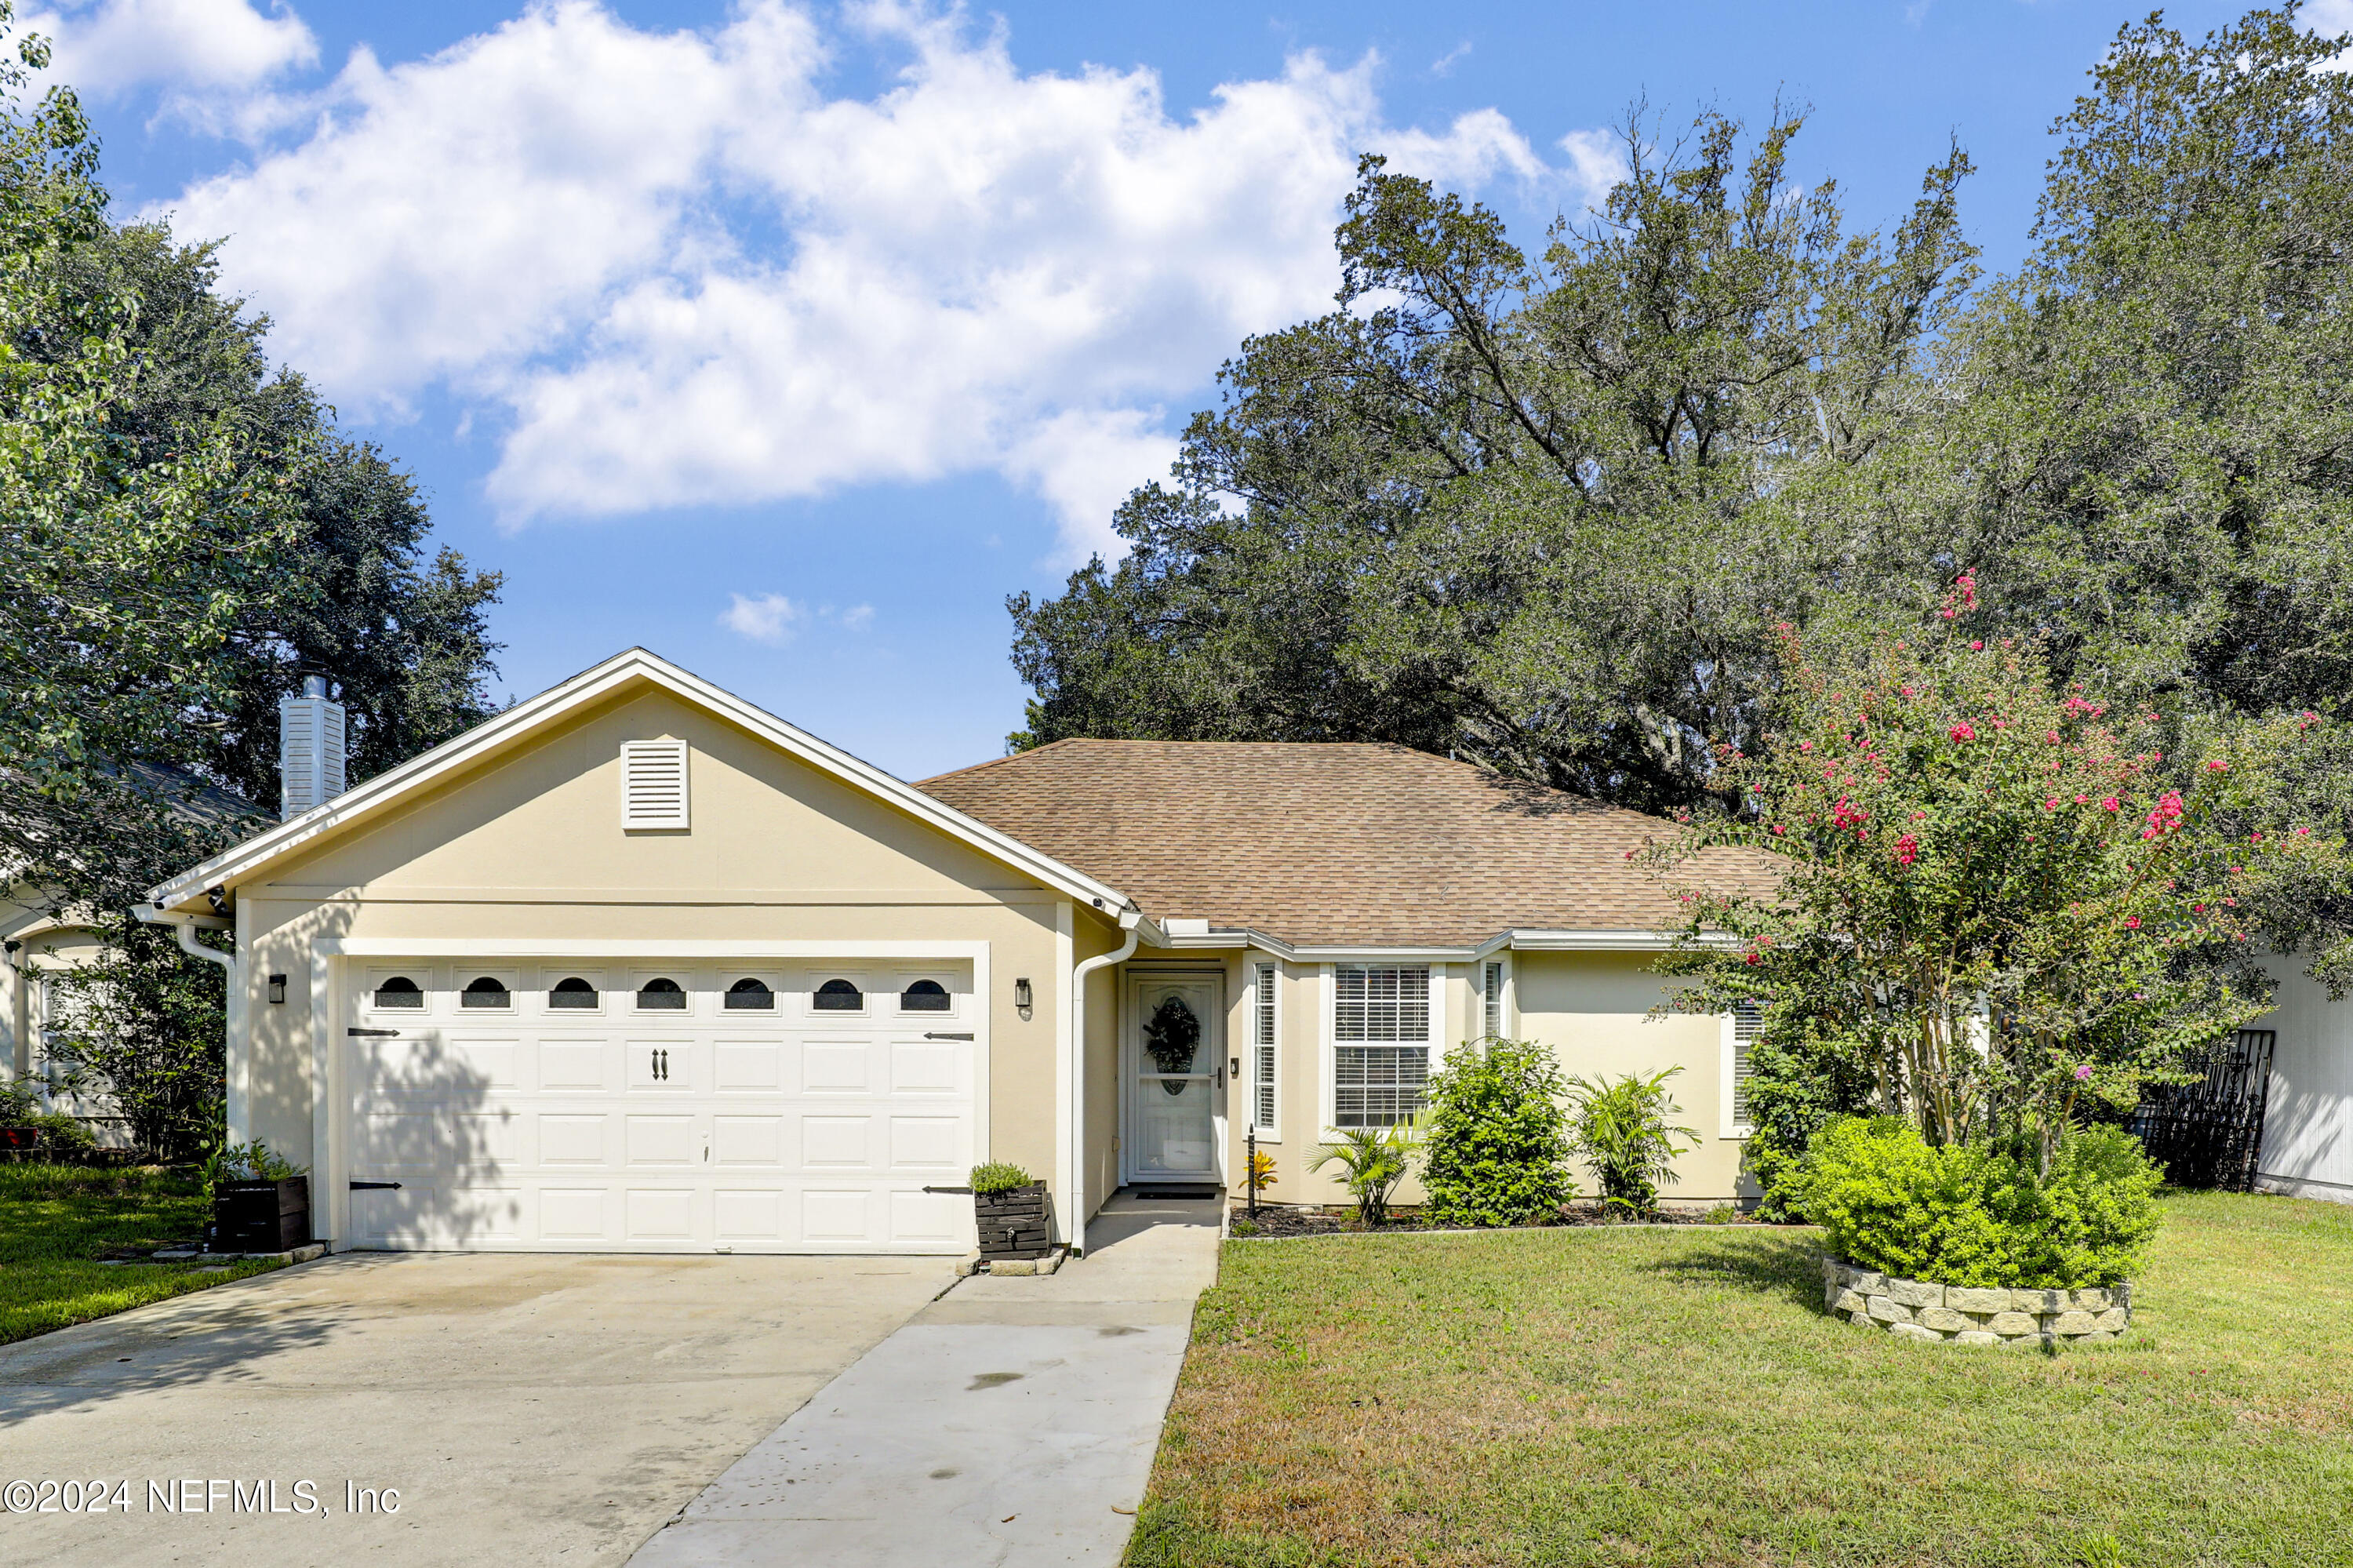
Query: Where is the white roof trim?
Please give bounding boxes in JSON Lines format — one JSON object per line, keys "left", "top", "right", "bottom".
{"left": 143, "top": 648, "right": 1140, "bottom": 918}
{"left": 1139, "top": 924, "right": 1705, "bottom": 961}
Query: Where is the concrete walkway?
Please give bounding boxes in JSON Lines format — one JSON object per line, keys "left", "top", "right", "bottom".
{"left": 630, "top": 1190, "right": 1222, "bottom": 1566}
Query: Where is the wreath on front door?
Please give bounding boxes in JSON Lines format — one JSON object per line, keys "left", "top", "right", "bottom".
{"left": 1144, "top": 995, "right": 1201, "bottom": 1094}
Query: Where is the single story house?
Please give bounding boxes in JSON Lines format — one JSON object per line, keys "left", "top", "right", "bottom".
{"left": 138, "top": 648, "right": 1779, "bottom": 1253}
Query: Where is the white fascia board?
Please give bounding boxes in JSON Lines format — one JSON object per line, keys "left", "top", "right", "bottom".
{"left": 144, "top": 649, "right": 1139, "bottom": 919}
{"left": 1144, "top": 925, "right": 1702, "bottom": 962}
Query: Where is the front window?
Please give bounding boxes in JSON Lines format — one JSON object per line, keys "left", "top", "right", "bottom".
{"left": 1333, "top": 965, "right": 1430, "bottom": 1128}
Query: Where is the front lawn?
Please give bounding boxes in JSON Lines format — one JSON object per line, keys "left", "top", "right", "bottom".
{"left": 1133, "top": 1191, "right": 2353, "bottom": 1567}
{"left": 0, "top": 1164, "right": 289, "bottom": 1345}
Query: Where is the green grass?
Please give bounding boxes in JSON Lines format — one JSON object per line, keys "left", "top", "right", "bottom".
{"left": 0, "top": 1164, "right": 289, "bottom": 1345}
{"left": 1132, "top": 1191, "right": 2353, "bottom": 1568}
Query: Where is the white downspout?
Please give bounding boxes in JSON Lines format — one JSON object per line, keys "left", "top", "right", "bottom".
{"left": 1067, "top": 911, "right": 1140, "bottom": 1256}
{"left": 135, "top": 906, "right": 242, "bottom": 1140}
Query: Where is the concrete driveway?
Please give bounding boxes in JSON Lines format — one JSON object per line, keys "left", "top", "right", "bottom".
{"left": 0, "top": 1251, "right": 951, "bottom": 1566}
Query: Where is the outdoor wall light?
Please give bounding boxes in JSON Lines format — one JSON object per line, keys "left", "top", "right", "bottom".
{"left": 267, "top": 973, "right": 288, "bottom": 1005}
{"left": 1014, "top": 977, "right": 1033, "bottom": 1010}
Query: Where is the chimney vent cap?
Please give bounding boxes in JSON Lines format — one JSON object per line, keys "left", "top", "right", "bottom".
{"left": 302, "top": 675, "right": 328, "bottom": 699}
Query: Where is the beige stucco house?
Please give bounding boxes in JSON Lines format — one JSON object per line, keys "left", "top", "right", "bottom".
{"left": 138, "top": 649, "right": 1775, "bottom": 1254}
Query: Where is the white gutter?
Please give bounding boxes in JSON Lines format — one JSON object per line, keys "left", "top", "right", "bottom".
{"left": 1065, "top": 911, "right": 1140, "bottom": 1256}
{"left": 135, "top": 906, "right": 242, "bottom": 1140}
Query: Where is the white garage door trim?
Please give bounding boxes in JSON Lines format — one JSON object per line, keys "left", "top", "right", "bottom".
{"left": 310, "top": 939, "right": 990, "bottom": 1251}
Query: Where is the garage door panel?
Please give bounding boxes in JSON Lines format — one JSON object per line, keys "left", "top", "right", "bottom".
{"left": 347, "top": 960, "right": 978, "bottom": 1253}
{"left": 539, "top": 1188, "right": 609, "bottom": 1239}
{"left": 889, "top": 1188, "right": 967, "bottom": 1243}
{"left": 713, "top": 1188, "right": 783, "bottom": 1239}
{"left": 358, "top": 1110, "right": 521, "bottom": 1171}
{"left": 714, "top": 1041, "right": 784, "bottom": 1091}
{"left": 626, "top": 1114, "right": 697, "bottom": 1166}
{"left": 353, "top": 1184, "right": 523, "bottom": 1245}
{"left": 889, "top": 1041, "right": 960, "bottom": 1094}
{"left": 889, "top": 1115, "right": 963, "bottom": 1172}
{"left": 801, "top": 1188, "right": 871, "bottom": 1241}
{"left": 538, "top": 1113, "right": 609, "bottom": 1166}
{"left": 713, "top": 1115, "right": 784, "bottom": 1166}
{"left": 800, "top": 1042, "right": 870, "bottom": 1093}
{"left": 626, "top": 1188, "right": 696, "bottom": 1239}
{"left": 802, "top": 1115, "right": 871, "bottom": 1168}
{"left": 537, "top": 1039, "right": 609, "bottom": 1091}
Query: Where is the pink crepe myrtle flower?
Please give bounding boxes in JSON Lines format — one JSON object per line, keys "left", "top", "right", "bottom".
{"left": 2297, "top": 826, "right": 2314, "bottom": 836}
{"left": 1950, "top": 722, "right": 1977, "bottom": 743}
{"left": 2075, "top": 1064, "right": 2093, "bottom": 1082}
{"left": 1893, "top": 834, "right": 1920, "bottom": 867}
{"left": 2123, "top": 915, "right": 2141, "bottom": 930}
{"left": 2046, "top": 797, "right": 2062, "bottom": 811}
{"left": 2205, "top": 759, "right": 2228, "bottom": 773}
{"left": 1970, "top": 640, "right": 1984, "bottom": 650}
{"left": 2101, "top": 796, "right": 2120, "bottom": 812}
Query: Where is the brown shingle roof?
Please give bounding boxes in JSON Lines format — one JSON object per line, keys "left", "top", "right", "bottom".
{"left": 918, "top": 740, "right": 1779, "bottom": 948}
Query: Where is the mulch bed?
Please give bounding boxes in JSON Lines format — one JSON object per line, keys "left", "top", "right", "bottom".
{"left": 1228, "top": 1202, "right": 1783, "bottom": 1238}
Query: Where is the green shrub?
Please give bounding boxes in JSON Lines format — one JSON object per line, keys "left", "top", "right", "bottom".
{"left": 1419, "top": 1039, "right": 1572, "bottom": 1227}
{"left": 1309, "top": 1125, "right": 1416, "bottom": 1226}
{"left": 969, "top": 1162, "right": 1034, "bottom": 1195}
{"left": 1566, "top": 1068, "right": 1698, "bottom": 1217}
{"left": 1798, "top": 1116, "right": 2162, "bottom": 1287}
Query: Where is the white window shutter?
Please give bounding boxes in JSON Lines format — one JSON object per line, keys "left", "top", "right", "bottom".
{"left": 621, "top": 740, "right": 690, "bottom": 830}
{"left": 1730, "top": 1000, "right": 1764, "bottom": 1126}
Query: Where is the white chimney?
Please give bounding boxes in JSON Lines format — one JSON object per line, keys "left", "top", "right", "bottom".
{"left": 278, "top": 675, "right": 347, "bottom": 820}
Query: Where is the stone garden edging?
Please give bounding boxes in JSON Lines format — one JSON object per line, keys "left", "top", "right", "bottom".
{"left": 1821, "top": 1257, "right": 2132, "bottom": 1346}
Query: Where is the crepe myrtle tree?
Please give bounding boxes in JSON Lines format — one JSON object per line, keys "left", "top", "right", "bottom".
{"left": 1649, "top": 575, "right": 2343, "bottom": 1170}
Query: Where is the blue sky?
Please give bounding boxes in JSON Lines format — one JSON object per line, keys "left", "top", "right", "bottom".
{"left": 40, "top": 0, "right": 2286, "bottom": 779}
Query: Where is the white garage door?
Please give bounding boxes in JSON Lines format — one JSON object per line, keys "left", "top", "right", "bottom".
{"left": 341, "top": 960, "right": 979, "bottom": 1253}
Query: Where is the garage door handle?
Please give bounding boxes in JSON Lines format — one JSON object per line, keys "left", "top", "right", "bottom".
{"left": 923, "top": 1185, "right": 973, "bottom": 1194}
{"left": 347, "top": 1028, "right": 399, "bottom": 1038}
{"left": 350, "top": 1181, "right": 403, "bottom": 1191}
{"left": 925, "top": 1031, "right": 973, "bottom": 1041}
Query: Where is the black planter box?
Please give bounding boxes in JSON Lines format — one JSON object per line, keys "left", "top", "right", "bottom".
{"left": 974, "top": 1182, "right": 1055, "bottom": 1260}
{"left": 212, "top": 1176, "right": 311, "bottom": 1253}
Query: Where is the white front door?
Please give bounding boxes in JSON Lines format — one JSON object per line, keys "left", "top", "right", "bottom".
{"left": 340, "top": 960, "right": 979, "bottom": 1253}
{"left": 1123, "top": 972, "right": 1223, "bottom": 1184}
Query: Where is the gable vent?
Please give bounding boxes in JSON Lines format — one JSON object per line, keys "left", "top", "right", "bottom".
{"left": 620, "top": 740, "right": 689, "bottom": 830}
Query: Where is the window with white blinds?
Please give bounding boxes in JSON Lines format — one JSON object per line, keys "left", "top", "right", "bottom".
{"left": 1482, "top": 960, "right": 1504, "bottom": 1040}
{"left": 1333, "top": 964, "right": 1431, "bottom": 1129}
{"left": 1253, "top": 963, "right": 1278, "bottom": 1133}
{"left": 620, "top": 739, "right": 690, "bottom": 830}
{"left": 1730, "top": 999, "right": 1764, "bottom": 1126}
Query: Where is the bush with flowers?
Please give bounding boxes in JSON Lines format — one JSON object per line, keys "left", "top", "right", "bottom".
{"left": 1650, "top": 575, "right": 2346, "bottom": 1234}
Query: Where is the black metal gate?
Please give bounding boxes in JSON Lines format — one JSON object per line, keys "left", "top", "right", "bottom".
{"left": 2130, "top": 1029, "right": 2276, "bottom": 1191}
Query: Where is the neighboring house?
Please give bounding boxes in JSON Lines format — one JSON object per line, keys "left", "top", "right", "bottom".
{"left": 138, "top": 649, "right": 1778, "bottom": 1254}
{"left": 4, "top": 764, "right": 263, "bottom": 1147}
{"left": 2246, "top": 955, "right": 2353, "bottom": 1205}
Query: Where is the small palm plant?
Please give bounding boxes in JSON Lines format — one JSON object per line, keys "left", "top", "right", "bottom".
{"left": 1310, "top": 1122, "right": 1417, "bottom": 1227}
{"left": 1565, "top": 1069, "right": 1698, "bottom": 1219}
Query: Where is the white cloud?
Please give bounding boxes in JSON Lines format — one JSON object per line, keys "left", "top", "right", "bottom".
{"left": 2311, "top": 0, "right": 2353, "bottom": 71}
{"left": 1430, "top": 41, "right": 1471, "bottom": 78}
{"left": 721, "top": 591, "right": 802, "bottom": 644}
{"left": 1555, "top": 127, "right": 1629, "bottom": 215}
{"left": 27, "top": 0, "right": 314, "bottom": 96}
{"left": 148, "top": 1, "right": 1593, "bottom": 562}
{"left": 721, "top": 593, "right": 875, "bottom": 642}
